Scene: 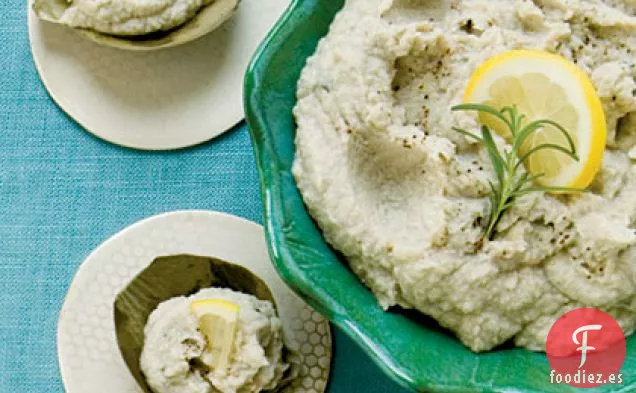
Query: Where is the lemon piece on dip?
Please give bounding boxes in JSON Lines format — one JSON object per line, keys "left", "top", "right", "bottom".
{"left": 464, "top": 50, "right": 607, "bottom": 189}
{"left": 190, "top": 299, "right": 240, "bottom": 371}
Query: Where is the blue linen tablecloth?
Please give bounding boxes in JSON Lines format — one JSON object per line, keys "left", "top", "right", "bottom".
{"left": 0, "top": 1, "right": 410, "bottom": 392}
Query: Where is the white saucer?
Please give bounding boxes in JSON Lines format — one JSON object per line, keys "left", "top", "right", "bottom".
{"left": 28, "top": 1, "right": 290, "bottom": 150}
{"left": 58, "top": 211, "right": 331, "bottom": 393}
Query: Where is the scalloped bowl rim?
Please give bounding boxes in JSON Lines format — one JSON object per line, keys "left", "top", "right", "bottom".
{"left": 242, "top": 3, "right": 421, "bottom": 390}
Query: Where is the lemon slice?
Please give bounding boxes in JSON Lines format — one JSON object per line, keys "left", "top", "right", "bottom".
{"left": 464, "top": 50, "right": 607, "bottom": 188}
{"left": 190, "top": 299, "right": 240, "bottom": 371}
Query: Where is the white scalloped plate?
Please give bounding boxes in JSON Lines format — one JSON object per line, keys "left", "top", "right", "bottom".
{"left": 28, "top": 0, "right": 290, "bottom": 150}
{"left": 58, "top": 211, "right": 332, "bottom": 393}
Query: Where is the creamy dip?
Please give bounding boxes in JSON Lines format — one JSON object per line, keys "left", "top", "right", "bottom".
{"left": 48, "top": 0, "right": 214, "bottom": 36}
{"left": 293, "top": 0, "right": 636, "bottom": 352}
{"left": 140, "top": 288, "right": 288, "bottom": 393}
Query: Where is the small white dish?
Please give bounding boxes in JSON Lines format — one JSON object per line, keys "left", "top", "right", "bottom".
{"left": 57, "top": 211, "right": 332, "bottom": 393}
{"left": 28, "top": 0, "right": 290, "bottom": 150}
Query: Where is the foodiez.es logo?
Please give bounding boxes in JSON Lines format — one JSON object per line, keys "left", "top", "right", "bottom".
{"left": 546, "top": 308, "right": 626, "bottom": 388}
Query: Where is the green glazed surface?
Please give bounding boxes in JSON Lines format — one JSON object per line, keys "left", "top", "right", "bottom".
{"left": 243, "top": 1, "right": 635, "bottom": 391}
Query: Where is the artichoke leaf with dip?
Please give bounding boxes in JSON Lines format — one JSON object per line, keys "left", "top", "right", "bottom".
{"left": 32, "top": 0, "right": 240, "bottom": 50}
{"left": 114, "top": 255, "right": 299, "bottom": 393}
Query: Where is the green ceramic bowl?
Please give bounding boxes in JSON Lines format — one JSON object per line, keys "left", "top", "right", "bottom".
{"left": 244, "top": 1, "right": 635, "bottom": 392}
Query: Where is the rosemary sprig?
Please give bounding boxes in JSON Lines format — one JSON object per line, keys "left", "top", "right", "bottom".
{"left": 451, "top": 103, "right": 582, "bottom": 240}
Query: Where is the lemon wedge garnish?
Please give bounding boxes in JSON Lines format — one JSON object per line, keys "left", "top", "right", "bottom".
{"left": 464, "top": 50, "right": 607, "bottom": 188}
{"left": 190, "top": 299, "right": 240, "bottom": 371}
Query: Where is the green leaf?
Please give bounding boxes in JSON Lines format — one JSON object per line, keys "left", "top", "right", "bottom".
{"left": 487, "top": 180, "right": 498, "bottom": 194}
{"left": 452, "top": 127, "right": 482, "bottom": 142}
{"left": 511, "top": 172, "right": 530, "bottom": 194}
{"left": 526, "top": 173, "right": 545, "bottom": 184}
{"left": 501, "top": 201, "right": 515, "bottom": 211}
{"left": 480, "top": 126, "right": 506, "bottom": 184}
{"left": 500, "top": 106, "right": 520, "bottom": 135}
{"left": 514, "top": 143, "right": 580, "bottom": 171}
{"left": 487, "top": 182, "right": 500, "bottom": 208}
{"left": 500, "top": 106, "right": 516, "bottom": 119}
{"left": 452, "top": 103, "right": 513, "bottom": 130}
{"left": 514, "top": 119, "right": 579, "bottom": 159}
{"left": 515, "top": 114, "right": 526, "bottom": 134}
{"left": 511, "top": 121, "right": 543, "bottom": 154}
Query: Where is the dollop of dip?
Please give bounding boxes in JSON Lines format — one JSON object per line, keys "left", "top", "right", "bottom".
{"left": 140, "top": 288, "right": 288, "bottom": 393}
{"left": 47, "top": 0, "right": 215, "bottom": 36}
{"left": 293, "top": 0, "right": 635, "bottom": 352}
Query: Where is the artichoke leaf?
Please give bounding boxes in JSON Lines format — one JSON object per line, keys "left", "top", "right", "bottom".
{"left": 32, "top": 0, "right": 72, "bottom": 24}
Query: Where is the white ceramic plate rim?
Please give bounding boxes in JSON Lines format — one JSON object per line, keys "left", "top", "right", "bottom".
{"left": 27, "top": 10, "right": 242, "bottom": 151}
